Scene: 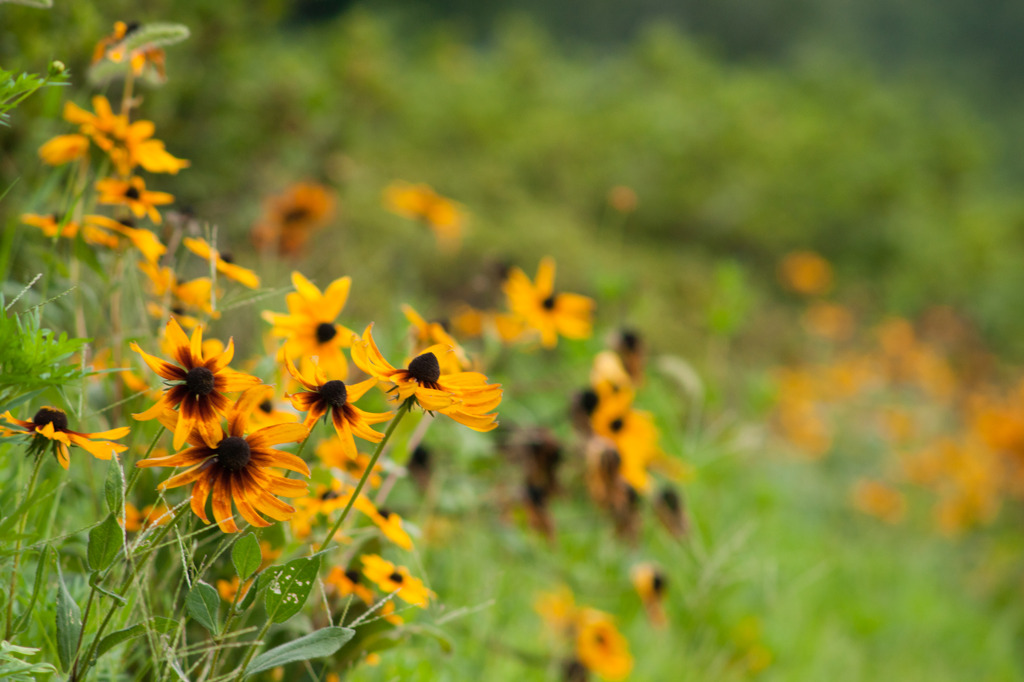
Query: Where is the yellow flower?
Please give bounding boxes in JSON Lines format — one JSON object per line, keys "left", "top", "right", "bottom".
{"left": 575, "top": 609, "right": 633, "bottom": 681}
{"left": 139, "top": 261, "right": 219, "bottom": 327}
{"left": 95, "top": 176, "right": 174, "bottom": 224}
{"left": 120, "top": 502, "right": 172, "bottom": 532}
{"left": 534, "top": 586, "right": 578, "bottom": 635}
{"left": 352, "top": 324, "right": 502, "bottom": 432}
{"left": 38, "top": 134, "right": 90, "bottom": 165}
{"left": 83, "top": 215, "right": 166, "bottom": 263}
{"left": 136, "top": 387, "right": 310, "bottom": 533}
{"left": 261, "top": 272, "right": 354, "bottom": 379}
{"left": 630, "top": 563, "right": 668, "bottom": 628}
{"left": 383, "top": 181, "right": 465, "bottom": 250}
{"left": 353, "top": 496, "right": 414, "bottom": 550}
{"left": 251, "top": 182, "right": 337, "bottom": 257}
{"left": 247, "top": 384, "right": 300, "bottom": 431}
{"left": 110, "top": 119, "right": 189, "bottom": 176}
{"left": 316, "top": 437, "right": 383, "bottom": 488}
{"left": 130, "top": 318, "right": 262, "bottom": 449}
{"left": 63, "top": 96, "right": 125, "bottom": 152}
{"left": 360, "top": 554, "right": 434, "bottom": 607}
{"left": 778, "top": 250, "right": 833, "bottom": 296}
{"left": 326, "top": 566, "right": 375, "bottom": 605}
{"left": 283, "top": 354, "right": 391, "bottom": 458}
{"left": 0, "top": 406, "right": 130, "bottom": 470}
{"left": 402, "top": 303, "right": 470, "bottom": 374}
{"left": 93, "top": 21, "right": 167, "bottom": 80}
{"left": 590, "top": 387, "right": 661, "bottom": 493}
{"left": 216, "top": 576, "right": 253, "bottom": 603}
{"left": 503, "top": 257, "right": 594, "bottom": 348}
{"left": 183, "top": 237, "right": 260, "bottom": 289}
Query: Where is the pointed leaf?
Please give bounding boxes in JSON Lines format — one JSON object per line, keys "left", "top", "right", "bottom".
{"left": 55, "top": 562, "right": 82, "bottom": 672}
{"left": 244, "top": 626, "right": 354, "bottom": 677}
{"left": 87, "top": 515, "right": 124, "bottom": 572}
{"left": 96, "top": 617, "right": 178, "bottom": 657}
{"left": 185, "top": 581, "right": 219, "bottom": 634}
{"left": 231, "top": 533, "right": 261, "bottom": 581}
{"left": 262, "top": 554, "right": 321, "bottom": 624}
{"left": 104, "top": 457, "right": 125, "bottom": 515}
{"left": 12, "top": 545, "right": 51, "bottom": 635}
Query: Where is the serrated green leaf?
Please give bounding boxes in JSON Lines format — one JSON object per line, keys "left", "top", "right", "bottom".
{"left": 244, "top": 626, "right": 354, "bottom": 677}
{"left": 185, "top": 581, "right": 219, "bottom": 634}
{"left": 87, "top": 515, "right": 123, "bottom": 572}
{"left": 55, "top": 562, "right": 82, "bottom": 672}
{"left": 120, "top": 23, "right": 190, "bottom": 52}
{"left": 231, "top": 533, "right": 261, "bottom": 581}
{"left": 104, "top": 457, "right": 125, "bottom": 515}
{"left": 263, "top": 555, "right": 321, "bottom": 624}
{"left": 96, "top": 617, "right": 178, "bottom": 657}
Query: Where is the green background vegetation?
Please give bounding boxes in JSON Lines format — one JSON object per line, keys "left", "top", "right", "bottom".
{"left": 2, "top": 1, "right": 1023, "bottom": 679}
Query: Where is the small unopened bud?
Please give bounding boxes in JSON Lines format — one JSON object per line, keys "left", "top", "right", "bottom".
{"left": 48, "top": 60, "right": 66, "bottom": 77}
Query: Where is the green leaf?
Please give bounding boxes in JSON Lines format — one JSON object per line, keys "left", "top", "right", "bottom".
{"left": 119, "top": 23, "right": 191, "bottom": 52}
{"left": 185, "top": 581, "right": 219, "bottom": 634}
{"left": 231, "top": 532, "right": 261, "bottom": 581}
{"left": 0, "top": 0, "right": 54, "bottom": 7}
{"left": 87, "top": 515, "right": 124, "bottom": 572}
{"left": 96, "top": 617, "right": 177, "bottom": 658}
{"left": 244, "top": 626, "right": 354, "bottom": 677}
{"left": 12, "top": 546, "right": 51, "bottom": 635}
{"left": 104, "top": 457, "right": 125, "bottom": 516}
{"left": 263, "top": 554, "right": 321, "bottom": 624}
{"left": 54, "top": 562, "right": 82, "bottom": 672}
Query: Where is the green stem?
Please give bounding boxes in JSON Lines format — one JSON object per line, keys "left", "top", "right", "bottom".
{"left": 4, "top": 452, "right": 46, "bottom": 640}
{"left": 320, "top": 400, "right": 411, "bottom": 554}
{"left": 69, "top": 506, "right": 185, "bottom": 681}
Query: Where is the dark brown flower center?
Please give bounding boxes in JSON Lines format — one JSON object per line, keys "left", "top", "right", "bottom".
{"left": 315, "top": 322, "right": 337, "bottom": 344}
{"left": 320, "top": 488, "right": 340, "bottom": 501}
{"left": 377, "top": 508, "right": 392, "bottom": 520}
{"left": 409, "top": 444, "right": 430, "bottom": 468}
{"left": 659, "top": 486, "right": 681, "bottom": 512}
{"left": 216, "top": 436, "right": 251, "bottom": 472}
{"left": 621, "top": 329, "right": 640, "bottom": 351}
{"left": 652, "top": 573, "right": 666, "bottom": 595}
{"left": 407, "top": 352, "right": 440, "bottom": 385}
{"left": 258, "top": 400, "right": 274, "bottom": 414}
{"left": 609, "top": 417, "right": 625, "bottom": 433}
{"left": 345, "top": 568, "right": 361, "bottom": 583}
{"left": 388, "top": 571, "right": 404, "bottom": 584}
{"left": 220, "top": 252, "right": 234, "bottom": 263}
{"left": 283, "top": 207, "right": 311, "bottom": 224}
{"left": 33, "top": 407, "right": 68, "bottom": 432}
{"left": 119, "top": 218, "right": 135, "bottom": 228}
{"left": 580, "top": 389, "right": 599, "bottom": 416}
{"left": 125, "top": 186, "right": 141, "bottom": 200}
{"left": 541, "top": 294, "right": 557, "bottom": 311}
{"left": 320, "top": 380, "right": 348, "bottom": 408}
{"left": 185, "top": 366, "right": 216, "bottom": 396}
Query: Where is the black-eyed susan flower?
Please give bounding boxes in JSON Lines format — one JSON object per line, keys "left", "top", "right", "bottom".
{"left": 247, "top": 384, "right": 299, "bottom": 431}
{"left": 136, "top": 387, "right": 310, "bottom": 533}
{"left": 62, "top": 96, "right": 124, "bottom": 152}
{"left": 92, "top": 21, "right": 167, "bottom": 80}
{"left": 353, "top": 496, "right": 414, "bottom": 550}
{"left": 111, "top": 118, "right": 189, "bottom": 175}
{"left": 383, "top": 181, "right": 464, "bottom": 250}
{"left": 84, "top": 215, "right": 166, "bottom": 263}
{"left": 261, "top": 272, "right": 354, "bottom": 379}
{"left": 96, "top": 176, "right": 173, "bottom": 224}
{"left": 183, "top": 236, "right": 260, "bottom": 289}
{"left": 316, "top": 437, "right": 383, "bottom": 488}
{"left": 139, "top": 261, "right": 219, "bottom": 328}
{"left": 351, "top": 324, "right": 502, "bottom": 432}
{"left": 360, "top": 554, "right": 434, "bottom": 607}
{"left": 590, "top": 387, "right": 660, "bottom": 493}
{"left": 21, "top": 213, "right": 121, "bottom": 249}
{"left": 534, "top": 586, "right": 578, "bottom": 634}
{"left": 130, "top": 318, "right": 261, "bottom": 449}
{"left": 38, "top": 134, "right": 90, "bottom": 165}
{"left": 503, "top": 257, "right": 594, "bottom": 348}
{"left": 326, "top": 566, "right": 375, "bottom": 605}
{"left": 251, "top": 182, "right": 337, "bottom": 256}
{"left": 0, "top": 407, "right": 130, "bottom": 470}
{"left": 402, "top": 304, "right": 470, "bottom": 374}
{"left": 630, "top": 563, "right": 668, "bottom": 628}
{"left": 575, "top": 609, "right": 633, "bottom": 680}
{"left": 283, "top": 354, "right": 390, "bottom": 458}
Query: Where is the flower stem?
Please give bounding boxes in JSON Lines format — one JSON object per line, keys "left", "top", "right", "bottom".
{"left": 320, "top": 400, "right": 411, "bottom": 554}
{"left": 3, "top": 453, "right": 46, "bottom": 640}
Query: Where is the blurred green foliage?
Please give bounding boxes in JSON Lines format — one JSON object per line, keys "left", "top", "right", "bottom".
{"left": 4, "top": 3, "right": 1023, "bottom": 359}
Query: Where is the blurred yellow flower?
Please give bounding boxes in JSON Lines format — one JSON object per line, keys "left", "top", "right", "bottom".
{"left": 778, "top": 250, "right": 833, "bottom": 296}
{"left": 383, "top": 180, "right": 464, "bottom": 250}
{"left": 503, "top": 257, "right": 594, "bottom": 348}
{"left": 95, "top": 176, "right": 174, "bottom": 224}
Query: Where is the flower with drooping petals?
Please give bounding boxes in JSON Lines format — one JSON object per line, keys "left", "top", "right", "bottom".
{"left": 0, "top": 406, "right": 129, "bottom": 470}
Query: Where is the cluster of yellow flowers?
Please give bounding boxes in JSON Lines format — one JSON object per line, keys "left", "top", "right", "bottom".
{"left": 774, "top": 252, "right": 1023, "bottom": 536}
